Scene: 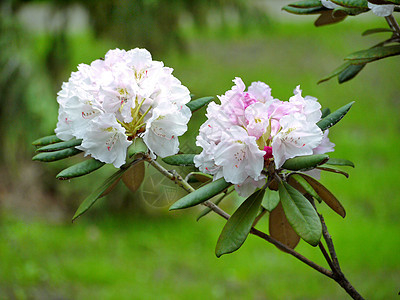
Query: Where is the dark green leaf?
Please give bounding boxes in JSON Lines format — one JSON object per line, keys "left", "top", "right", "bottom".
{"left": 317, "top": 166, "right": 349, "bottom": 178}
{"left": 127, "top": 138, "right": 147, "bottom": 158}
{"left": 56, "top": 158, "right": 105, "bottom": 180}
{"left": 282, "top": 154, "right": 329, "bottom": 171}
{"left": 197, "top": 192, "right": 226, "bottom": 221}
{"left": 325, "top": 158, "right": 355, "bottom": 167}
{"left": 32, "top": 148, "right": 82, "bottom": 162}
{"left": 332, "top": 6, "right": 368, "bottom": 16}
{"left": 317, "top": 101, "right": 354, "bottom": 131}
{"left": 362, "top": 28, "right": 394, "bottom": 36}
{"left": 278, "top": 182, "right": 322, "bottom": 246}
{"left": 331, "top": 0, "right": 368, "bottom": 8}
{"left": 297, "top": 173, "right": 346, "bottom": 218}
{"left": 345, "top": 45, "right": 400, "bottom": 63}
{"left": 32, "top": 135, "right": 62, "bottom": 146}
{"left": 72, "top": 168, "right": 126, "bottom": 221}
{"left": 338, "top": 64, "right": 365, "bottom": 83}
{"left": 314, "top": 10, "right": 347, "bottom": 26}
{"left": 262, "top": 188, "right": 280, "bottom": 212}
{"left": 36, "top": 139, "right": 82, "bottom": 152}
{"left": 318, "top": 61, "right": 351, "bottom": 84}
{"left": 186, "top": 96, "right": 214, "bottom": 112}
{"left": 321, "top": 108, "right": 331, "bottom": 118}
{"left": 215, "top": 189, "right": 265, "bottom": 257}
{"left": 288, "top": 0, "right": 323, "bottom": 8}
{"left": 282, "top": 5, "right": 327, "bottom": 14}
{"left": 169, "top": 177, "right": 231, "bottom": 210}
{"left": 186, "top": 172, "right": 213, "bottom": 183}
{"left": 368, "top": 0, "right": 394, "bottom": 3}
{"left": 162, "top": 154, "right": 196, "bottom": 166}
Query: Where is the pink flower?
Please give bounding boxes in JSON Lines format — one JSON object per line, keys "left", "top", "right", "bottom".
{"left": 195, "top": 78, "right": 330, "bottom": 197}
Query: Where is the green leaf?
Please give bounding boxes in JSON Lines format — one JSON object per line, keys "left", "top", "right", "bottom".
{"left": 262, "top": 188, "right": 280, "bottom": 212}
{"left": 282, "top": 154, "right": 329, "bottom": 171}
{"left": 186, "top": 172, "right": 213, "bottom": 183}
{"left": 32, "top": 148, "right": 82, "bottom": 162}
{"left": 368, "top": 0, "right": 394, "bottom": 3}
{"left": 72, "top": 168, "right": 126, "bottom": 221}
{"left": 278, "top": 182, "right": 322, "bottom": 246}
{"left": 186, "top": 96, "right": 214, "bottom": 112}
{"left": 345, "top": 45, "right": 400, "bottom": 64}
{"left": 56, "top": 158, "right": 105, "bottom": 180}
{"left": 338, "top": 64, "right": 365, "bottom": 83}
{"left": 289, "top": 174, "right": 323, "bottom": 203}
{"left": 317, "top": 101, "right": 354, "bottom": 131}
{"left": 332, "top": 6, "right": 368, "bottom": 16}
{"left": 318, "top": 61, "right": 351, "bottom": 84}
{"left": 317, "top": 166, "right": 349, "bottom": 178}
{"left": 282, "top": 5, "right": 327, "bottom": 14}
{"left": 321, "top": 108, "right": 331, "bottom": 118}
{"left": 36, "top": 139, "right": 82, "bottom": 152}
{"left": 169, "top": 177, "right": 231, "bottom": 210}
{"left": 197, "top": 192, "right": 227, "bottom": 221}
{"left": 297, "top": 173, "right": 346, "bottom": 218}
{"left": 362, "top": 28, "right": 394, "bottom": 36}
{"left": 325, "top": 158, "right": 355, "bottom": 167}
{"left": 331, "top": 0, "right": 368, "bottom": 8}
{"left": 127, "top": 138, "right": 148, "bottom": 158}
{"left": 162, "top": 154, "right": 196, "bottom": 166}
{"left": 32, "top": 135, "right": 62, "bottom": 146}
{"left": 215, "top": 189, "right": 265, "bottom": 257}
{"left": 314, "top": 10, "right": 347, "bottom": 26}
{"left": 288, "top": 0, "right": 323, "bottom": 8}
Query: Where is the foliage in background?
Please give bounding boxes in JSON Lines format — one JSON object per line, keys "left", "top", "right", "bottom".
{"left": 283, "top": 0, "right": 400, "bottom": 83}
{"left": 1, "top": 13, "right": 400, "bottom": 298}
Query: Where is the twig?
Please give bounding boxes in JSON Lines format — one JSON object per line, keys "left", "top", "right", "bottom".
{"left": 147, "top": 156, "right": 334, "bottom": 279}
{"left": 249, "top": 227, "right": 334, "bottom": 278}
{"left": 319, "top": 213, "right": 341, "bottom": 272}
{"left": 386, "top": 15, "right": 400, "bottom": 37}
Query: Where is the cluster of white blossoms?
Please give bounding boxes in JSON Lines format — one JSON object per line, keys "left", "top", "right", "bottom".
{"left": 55, "top": 48, "right": 191, "bottom": 168}
{"left": 194, "top": 78, "right": 335, "bottom": 197}
{"left": 321, "top": 0, "right": 396, "bottom": 17}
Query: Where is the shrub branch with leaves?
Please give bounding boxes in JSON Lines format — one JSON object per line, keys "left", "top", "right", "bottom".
{"left": 283, "top": 0, "right": 400, "bottom": 84}
{"left": 32, "top": 46, "right": 367, "bottom": 298}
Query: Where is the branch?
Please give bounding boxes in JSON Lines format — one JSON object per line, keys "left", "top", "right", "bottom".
{"left": 147, "top": 156, "right": 334, "bottom": 279}
{"left": 250, "top": 227, "right": 334, "bottom": 279}
{"left": 386, "top": 15, "right": 400, "bottom": 37}
{"left": 319, "top": 213, "right": 342, "bottom": 272}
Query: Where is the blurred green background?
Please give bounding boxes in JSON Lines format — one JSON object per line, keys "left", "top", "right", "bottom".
{"left": 1, "top": 0, "right": 399, "bottom": 299}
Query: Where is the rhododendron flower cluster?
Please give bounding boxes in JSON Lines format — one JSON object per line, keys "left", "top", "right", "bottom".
{"left": 194, "top": 78, "right": 334, "bottom": 197}
{"left": 55, "top": 48, "right": 191, "bottom": 167}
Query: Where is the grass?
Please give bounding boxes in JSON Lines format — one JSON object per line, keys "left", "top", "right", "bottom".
{"left": 2, "top": 15, "right": 400, "bottom": 300}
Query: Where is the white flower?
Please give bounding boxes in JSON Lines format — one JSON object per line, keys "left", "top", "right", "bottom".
{"left": 289, "top": 86, "right": 322, "bottom": 123}
{"left": 313, "top": 129, "right": 335, "bottom": 154}
{"left": 77, "top": 114, "right": 132, "bottom": 168}
{"left": 321, "top": 0, "right": 341, "bottom": 9}
{"left": 235, "top": 177, "right": 266, "bottom": 198}
{"left": 368, "top": 2, "right": 395, "bottom": 17}
{"left": 272, "top": 113, "right": 323, "bottom": 169}
{"left": 55, "top": 48, "right": 191, "bottom": 167}
{"left": 195, "top": 78, "right": 328, "bottom": 197}
{"left": 143, "top": 102, "right": 191, "bottom": 158}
